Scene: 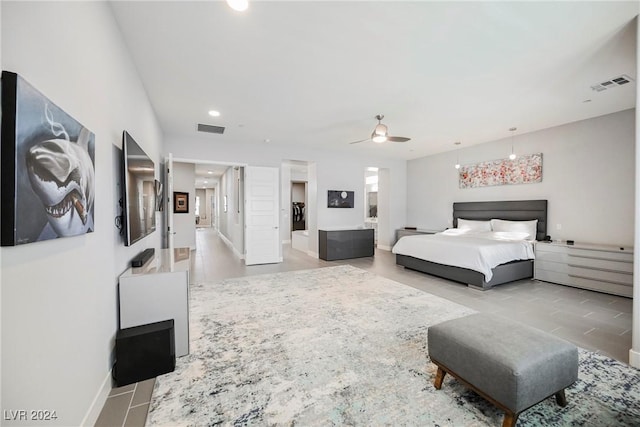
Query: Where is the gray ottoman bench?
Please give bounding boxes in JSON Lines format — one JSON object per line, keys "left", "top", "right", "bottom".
{"left": 428, "top": 313, "right": 578, "bottom": 427}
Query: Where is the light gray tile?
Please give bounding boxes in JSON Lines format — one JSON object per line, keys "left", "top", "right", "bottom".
{"left": 584, "top": 327, "right": 632, "bottom": 360}
{"left": 607, "top": 298, "right": 633, "bottom": 314}
{"left": 94, "top": 392, "right": 132, "bottom": 427}
{"left": 124, "top": 403, "right": 150, "bottom": 427}
{"left": 131, "top": 378, "right": 156, "bottom": 407}
{"left": 550, "top": 327, "right": 599, "bottom": 352}
{"left": 109, "top": 383, "right": 136, "bottom": 396}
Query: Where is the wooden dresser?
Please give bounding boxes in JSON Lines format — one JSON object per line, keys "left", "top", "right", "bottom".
{"left": 534, "top": 241, "right": 633, "bottom": 298}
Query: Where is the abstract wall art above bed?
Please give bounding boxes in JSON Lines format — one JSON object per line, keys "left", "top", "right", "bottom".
{"left": 459, "top": 153, "right": 542, "bottom": 189}
{"left": 1, "top": 71, "right": 95, "bottom": 246}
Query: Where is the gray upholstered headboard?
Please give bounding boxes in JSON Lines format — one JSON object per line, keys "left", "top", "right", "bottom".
{"left": 452, "top": 200, "right": 548, "bottom": 241}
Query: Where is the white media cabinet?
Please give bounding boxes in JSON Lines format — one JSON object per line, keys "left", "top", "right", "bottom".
{"left": 534, "top": 241, "right": 633, "bottom": 298}
{"left": 118, "top": 248, "right": 192, "bottom": 356}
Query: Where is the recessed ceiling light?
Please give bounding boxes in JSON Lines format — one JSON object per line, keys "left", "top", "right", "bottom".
{"left": 227, "top": 0, "right": 249, "bottom": 12}
{"left": 204, "top": 180, "right": 208, "bottom": 184}
{"left": 208, "top": 171, "right": 213, "bottom": 174}
{"left": 264, "top": 138, "right": 271, "bottom": 143}
{"left": 208, "top": 110, "right": 220, "bottom": 117}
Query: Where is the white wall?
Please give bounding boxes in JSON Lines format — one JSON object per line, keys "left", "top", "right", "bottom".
{"left": 281, "top": 164, "right": 292, "bottom": 242}
{"left": 172, "top": 162, "right": 196, "bottom": 249}
{"left": 164, "top": 135, "right": 407, "bottom": 254}
{"left": 407, "top": 109, "right": 635, "bottom": 246}
{"left": 629, "top": 13, "right": 639, "bottom": 369}
{"left": 1, "top": 2, "right": 163, "bottom": 425}
{"left": 217, "top": 166, "right": 245, "bottom": 256}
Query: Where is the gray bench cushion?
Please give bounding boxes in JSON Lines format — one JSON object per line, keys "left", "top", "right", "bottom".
{"left": 428, "top": 313, "right": 578, "bottom": 413}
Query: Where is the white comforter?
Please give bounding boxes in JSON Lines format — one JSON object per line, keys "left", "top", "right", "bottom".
{"left": 391, "top": 230, "right": 535, "bottom": 281}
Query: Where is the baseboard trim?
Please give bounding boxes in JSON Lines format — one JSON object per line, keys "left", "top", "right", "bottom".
{"left": 377, "top": 245, "right": 391, "bottom": 251}
{"left": 81, "top": 369, "right": 112, "bottom": 426}
{"left": 308, "top": 251, "right": 319, "bottom": 259}
{"left": 629, "top": 349, "right": 640, "bottom": 369}
{"left": 218, "top": 232, "right": 244, "bottom": 259}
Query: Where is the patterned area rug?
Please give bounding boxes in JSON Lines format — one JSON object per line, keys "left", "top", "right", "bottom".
{"left": 147, "top": 265, "right": 640, "bottom": 426}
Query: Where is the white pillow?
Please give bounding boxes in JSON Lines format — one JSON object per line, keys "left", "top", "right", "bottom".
{"left": 441, "top": 228, "right": 470, "bottom": 236}
{"left": 490, "top": 219, "right": 538, "bottom": 240}
{"left": 457, "top": 219, "right": 492, "bottom": 232}
{"left": 491, "top": 231, "right": 530, "bottom": 241}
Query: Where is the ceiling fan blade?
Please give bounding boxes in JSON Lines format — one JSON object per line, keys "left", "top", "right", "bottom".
{"left": 387, "top": 136, "right": 411, "bottom": 143}
{"left": 349, "top": 138, "right": 371, "bottom": 145}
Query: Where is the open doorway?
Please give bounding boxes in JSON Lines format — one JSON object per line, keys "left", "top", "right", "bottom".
{"left": 282, "top": 160, "right": 314, "bottom": 255}
{"left": 166, "top": 160, "right": 245, "bottom": 257}
{"left": 365, "top": 167, "right": 378, "bottom": 244}
{"left": 291, "top": 182, "right": 307, "bottom": 231}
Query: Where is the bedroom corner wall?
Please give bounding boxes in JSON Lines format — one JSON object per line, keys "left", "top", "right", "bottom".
{"left": 407, "top": 109, "right": 635, "bottom": 246}
{"left": 1, "top": 2, "right": 163, "bottom": 425}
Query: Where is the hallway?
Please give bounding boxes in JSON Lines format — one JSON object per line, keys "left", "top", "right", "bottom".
{"left": 191, "top": 227, "right": 331, "bottom": 283}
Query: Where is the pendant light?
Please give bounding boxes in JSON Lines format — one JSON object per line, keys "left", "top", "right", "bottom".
{"left": 509, "top": 127, "right": 517, "bottom": 160}
{"left": 454, "top": 141, "right": 461, "bottom": 169}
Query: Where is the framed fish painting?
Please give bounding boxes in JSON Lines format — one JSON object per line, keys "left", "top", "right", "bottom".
{"left": 1, "top": 71, "right": 95, "bottom": 246}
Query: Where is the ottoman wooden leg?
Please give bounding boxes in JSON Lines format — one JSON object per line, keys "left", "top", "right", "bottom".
{"left": 555, "top": 389, "right": 567, "bottom": 407}
{"left": 502, "top": 412, "right": 518, "bottom": 427}
{"left": 434, "top": 366, "right": 446, "bottom": 390}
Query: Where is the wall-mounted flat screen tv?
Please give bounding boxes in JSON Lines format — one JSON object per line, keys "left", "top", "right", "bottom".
{"left": 328, "top": 190, "right": 354, "bottom": 208}
{"left": 122, "top": 131, "right": 156, "bottom": 246}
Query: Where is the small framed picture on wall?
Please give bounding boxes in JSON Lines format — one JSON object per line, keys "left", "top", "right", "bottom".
{"left": 173, "top": 191, "right": 189, "bottom": 213}
{"left": 327, "top": 190, "right": 354, "bottom": 208}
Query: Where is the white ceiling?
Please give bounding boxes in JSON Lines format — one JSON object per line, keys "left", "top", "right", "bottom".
{"left": 110, "top": 1, "right": 638, "bottom": 161}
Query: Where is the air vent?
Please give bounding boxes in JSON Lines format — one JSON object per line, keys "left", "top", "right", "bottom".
{"left": 197, "top": 123, "right": 225, "bottom": 134}
{"left": 591, "top": 74, "right": 634, "bottom": 92}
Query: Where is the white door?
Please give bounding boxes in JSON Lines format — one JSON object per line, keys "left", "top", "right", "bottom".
{"left": 245, "top": 166, "right": 281, "bottom": 265}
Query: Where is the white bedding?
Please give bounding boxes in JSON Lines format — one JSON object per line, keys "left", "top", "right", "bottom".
{"left": 391, "top": 230, "right": 535, "bottom": 282}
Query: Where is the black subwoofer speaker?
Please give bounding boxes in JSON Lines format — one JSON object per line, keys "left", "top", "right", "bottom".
{"left": 114, "top": 319, "right": 176, "bottom": 387}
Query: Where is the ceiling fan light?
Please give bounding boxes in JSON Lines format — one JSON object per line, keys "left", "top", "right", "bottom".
{"left": 372, "top": 134, "right": 387, "bottom": 143}
{"left": 373, "top": 123, "right": 388, "bottom": 136}
{"left": 226, "top": 0, "right": 249, "bottom": 12}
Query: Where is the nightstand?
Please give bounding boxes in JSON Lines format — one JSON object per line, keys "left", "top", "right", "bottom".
{"left": 395, "top": 228, "right": 441, "bottom": 244}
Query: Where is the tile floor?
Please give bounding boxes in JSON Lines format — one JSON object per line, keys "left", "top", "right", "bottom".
{"left": 95, "top": 227, "right": 633, "bottom": 426}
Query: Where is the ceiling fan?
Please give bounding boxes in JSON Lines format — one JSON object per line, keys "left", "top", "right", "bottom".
{"left": 349, "top": 114, "right": 411, "bottom": 145}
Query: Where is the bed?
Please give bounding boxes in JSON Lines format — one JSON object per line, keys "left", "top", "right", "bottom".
{"left": 394, "top": 200, "right": 548, "bottom": 290}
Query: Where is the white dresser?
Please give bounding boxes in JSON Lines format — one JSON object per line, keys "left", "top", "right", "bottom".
{"left": 534, "top": 241, "right": 633, "bottom": 298}
{"left": 119, "top": 248, "right": 192, "bottom": 356}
